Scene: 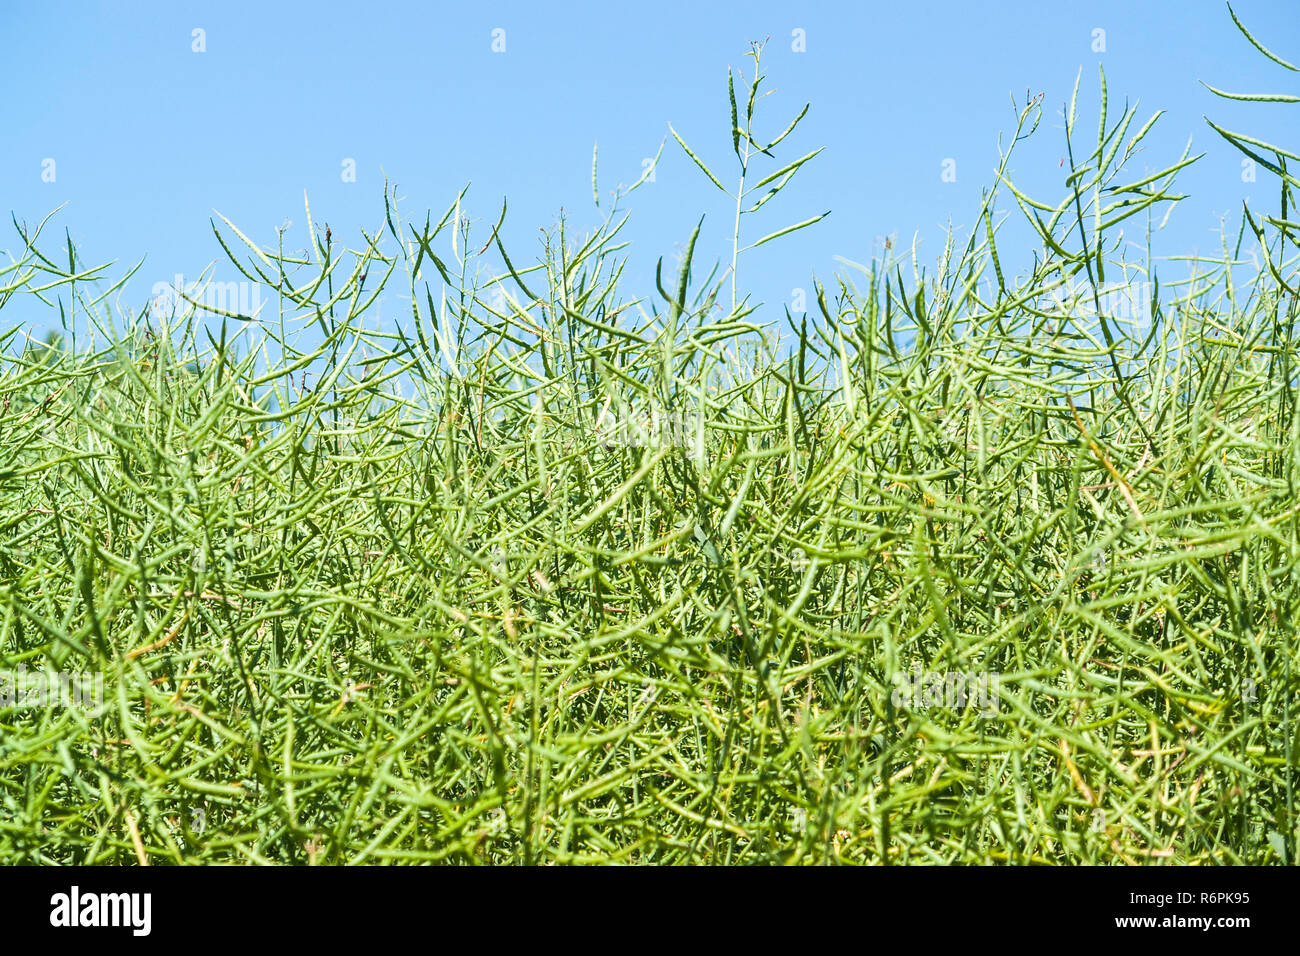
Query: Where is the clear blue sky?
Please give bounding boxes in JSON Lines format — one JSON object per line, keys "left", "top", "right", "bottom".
{"left": 3, "top": 1, "right": 1297, "bottom": 343}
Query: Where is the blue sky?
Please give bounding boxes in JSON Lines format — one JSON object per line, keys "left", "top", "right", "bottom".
{"left": 3, "top": 0, "right": 1298, "bottom": 343}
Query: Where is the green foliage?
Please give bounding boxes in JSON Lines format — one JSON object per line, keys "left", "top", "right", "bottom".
{"left": 0, "top": 11, "right": 1297, "bottom": 864}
